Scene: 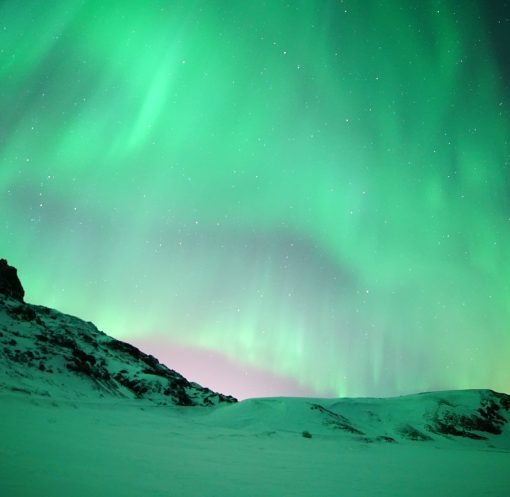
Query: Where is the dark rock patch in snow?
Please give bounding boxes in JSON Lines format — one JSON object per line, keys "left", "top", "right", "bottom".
{"left": 427, "top": 391, "right": 509, "bottom": 440}
{"left": 310, "top": 403, "right": 364, "bottom": 435}
{"left": 398, "top": 424, "right": 433, "bottom": 441}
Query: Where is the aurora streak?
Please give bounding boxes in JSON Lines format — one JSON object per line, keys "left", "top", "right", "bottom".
{"left": 1, "top": 0, "right": 509, "bottom": 398}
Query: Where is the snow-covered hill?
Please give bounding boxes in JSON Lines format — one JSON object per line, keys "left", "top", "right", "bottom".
{"left": 1, "top": 259, "right": 510, "bottom": 496}
{"left": 203, "top": 390, "right": 510, "bottom": 449}
{"left": 0, "top": 259, "right": 235, "bottom": 406}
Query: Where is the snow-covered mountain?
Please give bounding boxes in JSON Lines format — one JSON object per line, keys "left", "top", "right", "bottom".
{"left": 1, "top": 258, "right": 509, "bottom": 444}
{"left": 203, "top": 389, "right": 510, "bottom": 449}
{"left": 2, "top": 259, "right": 510, "bottom": 496}
{"left": 0, "top": 259, "right": 236, "bottom": 406}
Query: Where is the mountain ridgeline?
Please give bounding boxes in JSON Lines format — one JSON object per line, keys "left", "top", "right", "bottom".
{"left": 0, "top": 259, "right": 236, "bottom": 406}
{"left": 1, "top": 258, "right": 509, "bottom": 449}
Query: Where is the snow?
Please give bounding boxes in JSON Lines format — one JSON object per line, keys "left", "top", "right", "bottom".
{"left": 0, "top": 295, "right": 235, "bottom": 405}
{"left": 1, "top": 293, "right": 510, "bottom": 496}
{"left": 1, "top": 392, "right": 509, "bottom": 497}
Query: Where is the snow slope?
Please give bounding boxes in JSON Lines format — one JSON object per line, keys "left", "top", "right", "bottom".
{"left": 0, "top": 294, "right": 235, "bottom": 406}
{"left": 202, "top": 390, "right": 510, "bottom": 447}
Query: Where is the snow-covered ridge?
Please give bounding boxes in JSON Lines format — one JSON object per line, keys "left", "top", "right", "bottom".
{"left": 200, "top": 390, "right": 510, "bottom": 448}
{"left": 2, "top": 286, "right": 509, "bottom": 446}
{"left": 0, "top": 294, "right": 236, "bottom": 406}
{"left": 0, "top": 258, "right": 509, "bottom": 449}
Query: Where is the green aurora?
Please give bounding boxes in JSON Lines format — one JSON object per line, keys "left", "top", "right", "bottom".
{"left": 1, "top": 0, "right": 509, "bottom": 398}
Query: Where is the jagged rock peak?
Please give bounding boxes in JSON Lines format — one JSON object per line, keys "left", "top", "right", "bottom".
{"left": 0, "top": 259, "right": 25, "bottom": 302}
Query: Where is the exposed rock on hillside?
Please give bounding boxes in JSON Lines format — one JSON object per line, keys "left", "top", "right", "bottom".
{"left": 0, "top": 260, "right": 236, "bottom": 406}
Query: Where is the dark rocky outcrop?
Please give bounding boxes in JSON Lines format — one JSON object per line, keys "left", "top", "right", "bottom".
{"left": 310, "top": 403, "right": 364, "bottom": 435}
{"left": 0, "top": 259, "right": 25, "bottom": 302}
{"left": 427, "top": 392, "right": 509, "bottom": 439}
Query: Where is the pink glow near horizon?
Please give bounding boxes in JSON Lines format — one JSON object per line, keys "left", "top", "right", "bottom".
{"left": 130, "top": 338, "right": 324, "bottom": 400}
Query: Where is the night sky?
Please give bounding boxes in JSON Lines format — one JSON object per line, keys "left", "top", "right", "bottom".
{"left": 2, "top": 1, "right": 509, "bottom": 399}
